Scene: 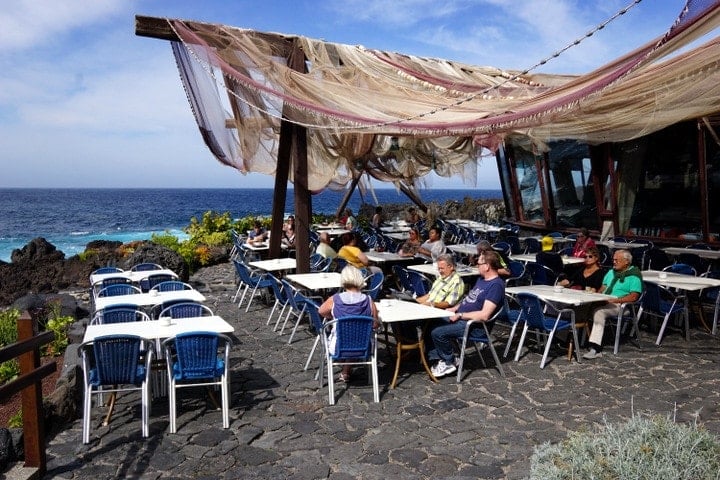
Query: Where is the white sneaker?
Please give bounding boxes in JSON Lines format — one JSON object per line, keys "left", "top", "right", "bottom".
{"left": 582, "top": 348, "right": 603, "bottom": 360}
{"left": 431, "top": 360, "right": 457, "bottom": 378}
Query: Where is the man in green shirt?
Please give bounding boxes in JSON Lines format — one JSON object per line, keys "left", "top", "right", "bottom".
{"left": 584, "top": 249, "right": 643, "bottom": 359}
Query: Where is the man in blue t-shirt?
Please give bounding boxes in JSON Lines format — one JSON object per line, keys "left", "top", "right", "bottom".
{"left": 427, "top": 250, "right": 505, "bottom": 378}
{"left": 583, "top": 249, "right": 643, "bottom": 359}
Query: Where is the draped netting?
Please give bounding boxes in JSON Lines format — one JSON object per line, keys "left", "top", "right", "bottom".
{"left": 163, "top": 0, "right": 720, "bottom": 191}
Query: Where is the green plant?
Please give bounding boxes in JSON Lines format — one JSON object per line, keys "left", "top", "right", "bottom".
{"left": 8, "top": 409, "right": 22, "bottom": 428}
{"left": 530, "top": 414, "right": 720, "bottom": 479}
{"left": 43, "top": 302, "right": 74, "bottom": 357}
{"left": 0, "top": 308, "right": 20, "bottom": 384}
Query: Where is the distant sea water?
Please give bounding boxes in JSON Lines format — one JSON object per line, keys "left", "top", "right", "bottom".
{"left": 0, "top": 188, "right": 501, "bottom": 262}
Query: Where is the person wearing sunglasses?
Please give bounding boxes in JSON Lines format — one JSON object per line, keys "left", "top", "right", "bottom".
{"left": 557, "top": 247, "right": 604, "bottom": 292}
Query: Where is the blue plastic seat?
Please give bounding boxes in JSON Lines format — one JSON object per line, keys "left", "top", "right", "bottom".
{"left": 130, "top": 263, "right": 163, "bottom": 272}
{"left": 96, "top": 284, "right": 142, "bottom": 298}
{"left": 320, "top": 315, "right": 379, "bottom": 404}
{"left": 700, "top": 271, "right": 720, "bottom": 335}
{"left": 639, "top": 281, "right": 689, "bottom": 345}
{"left": 140, "top": 273, "right": 177, "bottom": 292}
{"left": 92, "top": 267, "right": 123, "bottom": 275}
{"left": 162, "top": 331, "right": 232, "bottom": 433}
{"left": 91, "top": 305, "right": 150, "bottom": 325}
{"left": 663, "top": 263, "right": 697, "bottom": 276}
{"left": 363, "top": 271, "right": 384, "bottom": 301}
{"left": 455, "top": 305, "right": 506, "bottom": 382}
{"left": 80, "top": 334, "right": 153, "bottom": 443}
{"left": 279, "top": 279, "right": 309, "bottom": 344}
{"left": 232, "top": 259, "right": 273, "bottom": 312}
{"left": 158, "top": 302, "right": 214, "bottom": 319}
{"left": 151, "top": 281, "right": 194, "bottom": 292}
{"left": 513, "top": 293, "right": 582, "bottom": 369}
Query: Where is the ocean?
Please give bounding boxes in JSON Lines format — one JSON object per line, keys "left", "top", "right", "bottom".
{"left": 0, "top": 188, "right": 501, "bottom": 262}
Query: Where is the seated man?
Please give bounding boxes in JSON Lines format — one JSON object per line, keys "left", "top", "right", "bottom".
{"left": 247, "top": 220, "right": 267, "bottom": 245}
{"left": 583, "top": 249, "right": 642, "bottom": 359}
{"left": 416, "top": 253, "right": 465, "bottom": 309}
{"left": 393, "top": 254, "right": 465, "bottom": 339}
{"left": 427, "top": 250, "right": 505, "bottom": 378}
{"left": 315, "top": 232, "right": 337, "bottom": 260}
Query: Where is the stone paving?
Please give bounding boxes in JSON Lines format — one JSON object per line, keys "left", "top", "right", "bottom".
{"left": 42, "top": 263, "right": 720, "bottom": 479}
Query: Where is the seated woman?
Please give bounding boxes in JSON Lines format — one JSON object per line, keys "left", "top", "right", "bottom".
{"left": 558, "top": 246, "right": 604, "bottom": 292}
{"left": 337, "top": 232, "right": 381, "bottom": 274}
{"left": 398, "top": 228, "right": 422, "bottom": 257}
{"left": 318, "top": 266, "right": 380, "bottom": 382}
{"left": 571, "top": 227, "right": 597, "bottom": 258}
{"left": 282, "top": 223, "right": 296, "bottom": 250}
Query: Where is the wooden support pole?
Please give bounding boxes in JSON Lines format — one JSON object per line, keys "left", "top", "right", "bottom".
{"left": 336, "top": 174, "right": 361, "bottom": 219}
{"left": 17, "top": 311, "right": 46, "bottom": 474}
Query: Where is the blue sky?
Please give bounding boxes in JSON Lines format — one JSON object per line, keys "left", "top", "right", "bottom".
{"left": 0, "top": 0, "right": 688, "bottom": 189}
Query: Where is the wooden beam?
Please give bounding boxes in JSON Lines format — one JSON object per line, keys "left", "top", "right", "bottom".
{"left": 135, "top": 15, "right": 180, "bottom": 42}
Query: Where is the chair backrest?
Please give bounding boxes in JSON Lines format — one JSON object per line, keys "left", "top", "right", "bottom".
{"left": 280, "top": 279, "right": 303, "bottom": 311}
{"left": 101, "top": 276, "right": 132, "bottom": 289}
{"left": 525, "top": 263, "right": 557, "bottom": 286}
{"left": 267, "top": 274, "right": 289, "bottom": 303}
{"left": 547, "top": 232, "right": 564, "bottom": 238}
{"left": 505, "top": 260, "right": 526, "bottom": 286}
{"left": 406, "top": 270, "right": 431, "bottom": 296}
{"left": 97, "top": 284, "right": 142, "bottom": 297}
{"left": 492, "top": 242, "right": 511, "bottom": 256}
{"left": 516, "top": 292, "right": 553, "bottom": 331}
{"left": 159, "top": 302, "right": 214, "bottom": 319}
{"left": 328, "top": 315, "right": 375, "bottom": 360}
{"left": 644, "top": 248, "right": 671, "bottom": 270}
{"left": 663, "top": 263, "right": 697, "bottom": 276}
{"left": 92, "top": 267, "right": 123, "bottom": 275}
{"left": 170, "top": 332, "right": 225, "bottom": 380}
{"left": 301, "top": 296, "right": 324, "bottom": 333}
{"left": 558, "top": 247, "right": 574, "bottom": 257}
{"left": 92, "top": 306, "right": 150, "bottom": 325}
{"left": 676, "top": 253, "right": 707, "bottom": 274}
{"left": 524, "top": 237, "right": 541, "bottom": 254}
{"left": 89, "top": 335, "right": 146, "bottom": 386}
{"left": 689, "top": 243, "right": 713, "bottom": 250}
{"left": 332, "top": 257, "right": 348, "bottom": 273}
{"left": 364, "top": 271, "right": 385, "bottom": 300}
{"left": 152, "top": 281, "right": 193, "bottom": 292}
{"left": 641, "top": 281, "right": 663, "bottom": 312}
{"left": 535, "top": 251, "right": 563, "bottom": 274}
{"left": 130, "top": 263, "right": 163, "bottom": 272}
{"left": 142, "top": 273, "right": 177, "bottom": 292}
{"left": 505, "top": 236, "right": 522, "bottom": 255}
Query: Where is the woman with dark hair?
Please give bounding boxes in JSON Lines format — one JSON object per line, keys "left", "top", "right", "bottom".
{"left": 571, "top": 227, "right": 596, "bottom": 258}
{"left": 558, "top": 246, "right": 604, "bottom": 292}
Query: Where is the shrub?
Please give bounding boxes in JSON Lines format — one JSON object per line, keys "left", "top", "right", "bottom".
{"left": 530, "top": 414, "right": 720, "bottom": 479}
{"left": 0, "top": 308, "right": 20, "bottom": 384}
{"left": 43, "top": 301, "right": 74, "bottom": 357}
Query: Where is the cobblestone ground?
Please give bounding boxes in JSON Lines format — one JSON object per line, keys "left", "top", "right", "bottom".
{"left": 43, "top": 263, "right": 720, "bottom": 479}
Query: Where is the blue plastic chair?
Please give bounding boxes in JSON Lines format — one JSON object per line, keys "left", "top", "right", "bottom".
{"left": 513, "top": 292, "right": 581, "bottom": 369}
{"left": 91, "top": 305, "right": 150, "bottom": 325}
{"left": 266, "top": 274, "right": 290, "bottom": 328}
{"left": 151, "top": 281, "right": 194, "bottom": 292}
{"left": 140, "top": 273, "right": 177, "bottom": 292}
{"left": 639, "top": 281, "right": 689, "bottom": 345}
{"left": 320, "top": 315, "right": 379, "bottom": 404}
{"left": 524, "top": 237, "right": 541, "bottom": 254}
{"left": 406, "top": 270, "right": 431, "bottom": 296}
{"left": 159, "top": 302, "right": 214, "bottom": 319}
{"left": 130, "top": 263, "right": 163, "bottom": 272}
{"left": 455, "top": 305, "right": 507, "bottom": 382}
{"left": 363, "top": 271, "right": 384, "bottom": 301}
{"left": 700, "top": 271, "right": 720, "bottom": 335}
{"left": 162, "top": 331, "right": 231, "bottom": 433}
{"left": 301, "top": 297, "right": 326, "bottom": 373}
{"left": 81, "top": 334, "right": 153, "bottom": 443}
{"left": 233, "top": 259, "right": 273, "bottom": 312}
{"left": 663, "top": 263, "right": 697, "bottom": 276}
{"left": 279, "top": 279, "right": 309, "bottom": 344}
{"left": 92, "top": 267, "right": 123, "bottom": 275}
{"left": 97, "top": 284, "right": 142, "bottom": 298}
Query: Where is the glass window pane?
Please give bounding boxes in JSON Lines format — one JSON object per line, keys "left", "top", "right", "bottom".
{"left": 513, "top": 147, "right": 544, "bottom": 223}
{"left": 547, "top": 140, "right": 596, "bottom": 228}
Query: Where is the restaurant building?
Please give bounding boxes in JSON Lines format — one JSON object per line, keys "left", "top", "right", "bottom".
{"left": 496, "top": 115, "right": 720, "bottom": 245}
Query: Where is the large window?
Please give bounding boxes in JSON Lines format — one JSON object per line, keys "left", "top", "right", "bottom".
{"left": 621, "top": 123, "right": 701, "bottom": 239}
{"left": 547, "top": 140, "right": 596, "bottom": 229}
{"left": 513, "top": 148, "right": 544, "bottom": 223}
{"left": 705, "top": 125, "right": 720, "bottom": 241}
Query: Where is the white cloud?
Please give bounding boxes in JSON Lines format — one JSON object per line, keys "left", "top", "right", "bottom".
{"left": 0, "top": 0, "right": 128, "bottom": 50}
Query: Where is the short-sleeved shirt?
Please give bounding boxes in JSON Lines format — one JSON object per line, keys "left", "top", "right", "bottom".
{"left": 426, "top": 272, "right": 465, "bottom": 306}
{"left": 601, "top": 268, "right": 643, "bottom": 298}
{"left": 337, "top": 245, "right": 365, "bottom": 268}
{"left": 456, "top": 276, "right": 505, "bottom": 316}
{"left": 316, "top": 242, "right": 337, "bottom": 260}
{"left": 417, "top": 239, "right": 446, "bottom": 261}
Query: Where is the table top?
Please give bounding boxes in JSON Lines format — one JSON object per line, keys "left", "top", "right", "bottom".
{"left": 509, "top": 254, "right": 584, "bottom": 265}
{"left": 248, "top": 258, "right": 297, "bottom": 272}
{"left": 314, "top": 223, "right": 344, "bottom": 230}
{"left": 82, "top": 315, "right": 234, "bottom": 343}
{"left": 386, "top": 232, "right": 410, "bottom": 241}
{"left": 595, "top": 240, "right": 649, "bottom": 249}
{"left": 642, "top": 269, "right": 720, "bottom": 291}
{"left": 379, "top": 225, "right": 411, "bottom": 233}
{"left": 407, "top": 263, "right": 480, "bottom": 277}
{"left": 90, "top": 268, "right": 178, "bottom": 285}
{"left": 376, "top": 299, "right": 451, "bottom": 323}
{"left": 505, "top": 285, "right": 614, "bottom": 306}
{"left": 662, "top": 247, "right": 720, "bottom": 260}
{"left": 243, "top": 242, "right": 270, "bottom": 251}
{"left": 365, "top": 251, "right": 416, "bottom": 263}
{"left": 286, "top": 272, "right": 342, "bottom": 291}
{"left": 93, "top": 289, "right": 206, "bottom": 311}
{"left": 447, "top": 219, "right": 504, "bottom": 232}
{"left": 446, "top": 244, "right": 477, "bottom": 256}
